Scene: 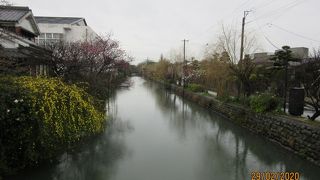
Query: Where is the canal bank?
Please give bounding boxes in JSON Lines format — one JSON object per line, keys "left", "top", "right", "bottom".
{"left": 160, "top": 80, "right": 320, "bottom": 166}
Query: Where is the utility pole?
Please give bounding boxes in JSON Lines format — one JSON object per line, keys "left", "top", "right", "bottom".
{"left": 240, "top": 10, "right": 250, "bottom": 62}
{"left": 182, "top": 39, "right": 189, "bottom": 88}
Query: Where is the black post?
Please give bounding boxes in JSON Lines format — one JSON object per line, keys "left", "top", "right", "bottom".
{"left": 283, "top": 62, "right": 288, "bottom": 112}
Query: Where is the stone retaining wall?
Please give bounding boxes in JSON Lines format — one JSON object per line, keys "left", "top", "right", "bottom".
{"left": 167, "top": 83, "right": 320, "bottom": 166}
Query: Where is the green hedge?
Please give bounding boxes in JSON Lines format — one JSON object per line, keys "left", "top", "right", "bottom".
{"left": 249, "top": 93, "right": 282, "bottom": 113}
{"left": 0, "top": 76, "right": 105, "bottom": 175}
{"left": 187, "top": 83, "right": 205, "bottom": 93}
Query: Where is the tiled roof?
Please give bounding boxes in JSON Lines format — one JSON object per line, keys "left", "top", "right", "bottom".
{"left": 0, "top": 6, "right": 30, "bottom": 22}
{"left": 35, "top": 16, "right": 87, "bottom": 25}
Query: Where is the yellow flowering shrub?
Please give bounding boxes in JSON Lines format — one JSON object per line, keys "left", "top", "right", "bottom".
{"left": 0, "top": 76, "right": 105, "bottom": 175}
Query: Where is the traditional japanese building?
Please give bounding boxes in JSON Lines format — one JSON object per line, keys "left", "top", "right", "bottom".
{"left": 0, "top": 5, "right": 52, "bottom": 76}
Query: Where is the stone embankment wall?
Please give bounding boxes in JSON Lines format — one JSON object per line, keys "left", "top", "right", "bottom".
{"left": 167, "top": 83, "right": 320, "bottom": 166}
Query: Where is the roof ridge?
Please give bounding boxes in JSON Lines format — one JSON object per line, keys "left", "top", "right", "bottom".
{"left": 0, "top": 5, "right": 30, "bottom": 11}
{"left": 34, "top": 16, "right": 87, "bottom": 25}
{"left": 35, "top": 16, "right": 84, "bottom": 19}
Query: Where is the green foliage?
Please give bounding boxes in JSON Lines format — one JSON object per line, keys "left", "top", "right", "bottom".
{"left": 200, "top": 91, "right": 211, "bottom": 97}
{"left": 249, "top": 93, "right": 282, "bottom": 113}
{"left": 217, "top": 95, "right": 250, "bottom": 106}
{"left": 201, "top": 54, "right": 232, "bottom": 97}
{"left": 154, "top": 59, "right": 171, "bottom": 80}
{"left": 187, "top": 83, "right": 205, "bottom": 92}
{"left": 217, "top": 95, "right": 234, "bottom": 103}
{"left": 271, "top": 46, "right": 296, "bottom": 66}
{"left": 232, "top": 96, "right": 250, "bottom": 106}
{"left": 0, "top": 76, "right": 105, "bottom": 175}
{"left": 229, "top": 55, "right": 256, "bottom": 96}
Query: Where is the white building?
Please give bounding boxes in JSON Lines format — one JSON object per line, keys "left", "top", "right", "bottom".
{"left": 34, "top": 16, "right": 98, "bottom": 46}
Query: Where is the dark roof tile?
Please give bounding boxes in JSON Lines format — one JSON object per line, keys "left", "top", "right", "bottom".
{"left": 34, "top": 16, "right": 86, "bottom": 25}
{"left": 0, "top": 6, "right": 30, "bottom": 22}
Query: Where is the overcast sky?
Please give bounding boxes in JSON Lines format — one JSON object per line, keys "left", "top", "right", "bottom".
{"left": 11, "top": 0, "right": 320, "bottom": 64}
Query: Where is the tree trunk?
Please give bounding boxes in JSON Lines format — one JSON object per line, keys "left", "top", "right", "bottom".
{"left": 308, "top": 110, "right": 320, "bottom": 121}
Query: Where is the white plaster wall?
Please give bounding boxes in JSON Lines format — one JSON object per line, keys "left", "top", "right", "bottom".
{"left": 37, "top": 23, "right": 66, "bottom": 34}
{"left": 290, "top": 47, "right": 309, "bottom": 59}
{"left": 64, "top": 26, "right": 98, "bottom": 42}
{"left": 37, "top": 23, "right": 98, "bottom": 42}
{"left": 19, "top": 18, "right": 35, "bottom": 34}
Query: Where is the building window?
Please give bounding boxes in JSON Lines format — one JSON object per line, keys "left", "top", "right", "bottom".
{"left": 46, "top": 33, "right": 52, "bottom": 39}
{"left": 36, "top": 33, "right": 63, "bottom": 47}
{"left": 53, "top": 33, "right": 61, "bottom": 39}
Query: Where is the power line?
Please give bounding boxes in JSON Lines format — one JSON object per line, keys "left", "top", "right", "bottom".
{"left": 252, "top": 0, "right": 278, "bottom": 11}
{"left": 264, "top": 35, "right": 280, "bottom": 49}
{"left": 184, "top": 0, "right": 311, "bottom": 60}
{"left": 232, "top": 0, "right": 253, "bottom": 14}
{"left": 267, "top": 0, "right": 307, "bottom": 23}
{"left": 196, "top": 0, "right": 259, "bottom": 39}
{"left": 251, "top": 13, "right": 281, "bottom": 50}
{"left": 262, "top": 0, "right": 303, "bottom": 18}
{"left": 269, "top": 23, "right": 320, "bottom": 43}
{"left": 193, "top": 0, "right": 276, "bottom": 40}
{"left": 246, "top": 0, "right": 313, "bottom": 51}
{"left": 247, "top": 0, "right": 305, "bottom": 24}
{"left": 246, "top": 22, "right": 280, "bottom": 49}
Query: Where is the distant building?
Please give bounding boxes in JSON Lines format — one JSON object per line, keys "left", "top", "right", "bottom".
{"left": 251, "top": 52, "right": 274, "bottom": 66}
{"left": 252, "top": 47, "right": 309, "bottom": 67}
{"left": 0, "top": 5, "right": 51, "bottom": 76}
{"left": 286, "top": 47, "right": 309, "bottom": 60}
{"left": 34, "top": 16, "right": 98, "bottom": 46}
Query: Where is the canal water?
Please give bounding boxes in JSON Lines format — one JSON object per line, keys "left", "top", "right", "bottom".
{"left": 12, "top": 77, "right": 320, "bottom": 180}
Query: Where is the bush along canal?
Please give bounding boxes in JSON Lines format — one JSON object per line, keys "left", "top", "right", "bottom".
{"left": 0, "top": 76, "right": 105, "bottom": 178}
{"left": 7, "top": 77, "right": 320, "bottom": 180}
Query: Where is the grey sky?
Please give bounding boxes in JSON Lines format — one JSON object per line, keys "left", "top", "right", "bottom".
{"left": 11, "top": 0, "right": 320, "bottom": 64}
